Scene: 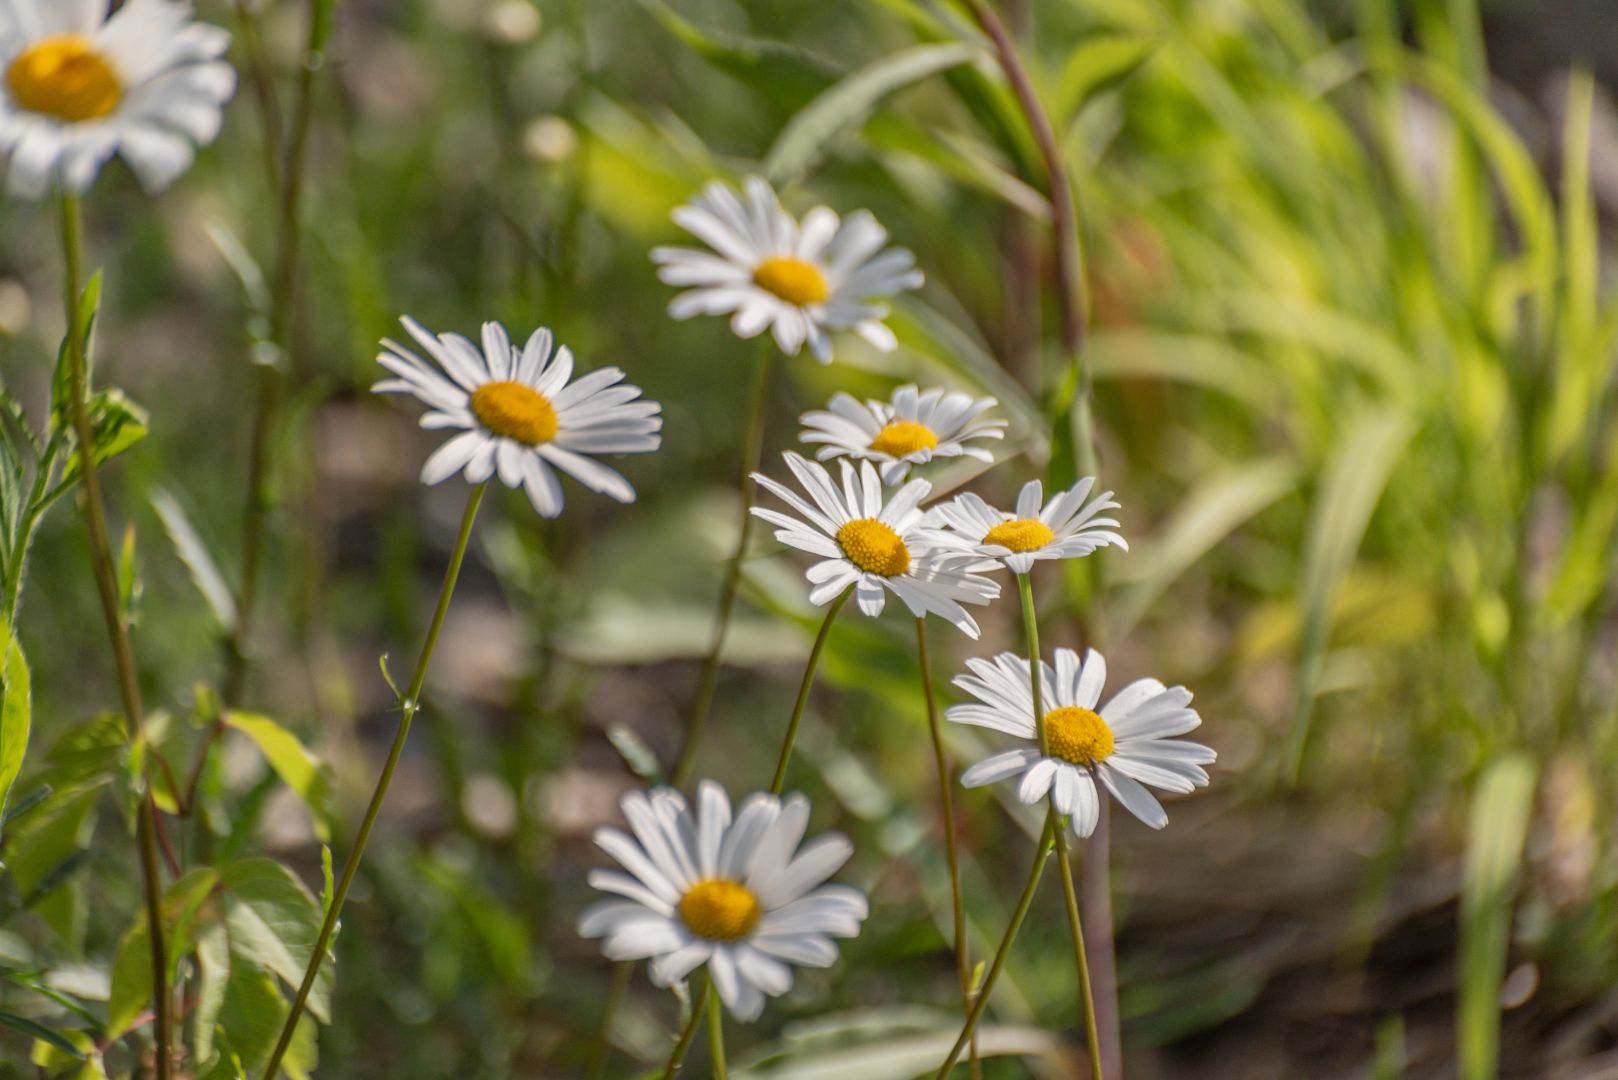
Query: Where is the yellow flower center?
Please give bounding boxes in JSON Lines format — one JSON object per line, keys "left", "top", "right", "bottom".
{"left": 6, "top": 36, "right": 122, "bottom": 122}
{"left": 470, "top": 381, "right": 558, "bottom": 445}
{"left": 983, "top": 518, "right": 1055, "bottom": 553}
{"left": 678, "top": 879, "right": 762, "bottom": 942}
{"left": 753, "top": 256, "right": 830, "bottom": 306}
{"left": 868, "top": 420, "right": 939, "bottom": 459}
{"left": 1044, "top": 706, "right": 1114, "bottom": 765}
{"left": 836, "top": 518, "right": 911, "bottom": 577}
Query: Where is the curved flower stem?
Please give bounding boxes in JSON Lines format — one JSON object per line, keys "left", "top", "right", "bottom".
{"left": 660, "top": 980, "right": 710, "bottom": 1079}
{"left": 706, "top": 979, "right": 728, "bottom": 1079}
{"left": 935, "top": 813, "right": 1056, "bottom": 1078}
{"left": 916, "top": 617, "right": 980, "bottom": 1078}
{"left": 769, "top": 586, "right": 852, "bottom": 795}
{"left": 1015, "top": 572, "right": 1103, "bottom": 1079}
{"left": 59, "top": 196, "right": 171, "bottom": 1080}
{"left": 225, "top": 0, "right": 337, "bottom": 706}
{"left": 673, "top": 345, "right": 775, "bottom": 786}
{"left": 261, "top": 482, "right": 488, "bottom": 1080}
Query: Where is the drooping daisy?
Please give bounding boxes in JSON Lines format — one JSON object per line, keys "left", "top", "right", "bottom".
{"left": 374, "top": 316, "right": 662, "bottom": 517}
{"left": 922, "top": 477, "right": 1127, "bottom": 574}
{"left": 950, "top": 647, "right": 1214, "bottom": 837}
{"left": 652, "top": 177, "right": 923, "bottom": 363}
{"left": 0, "top": 0, "right": 236, "bottom": 198}
{"left": 751, "top": 452, "right": 1000, "bottom": 638}
{"left": 798, "top": 385, "right": 1006, "bottom": 485}
{"left": 578, "top": 781, "right": 868, "bottom": 1022}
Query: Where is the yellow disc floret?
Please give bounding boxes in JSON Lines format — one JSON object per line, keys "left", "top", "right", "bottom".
{"left": 983, "top": 518, "right": 1055, "bottom": 553}
{"left": 753, "top": 256, "right": 830, "bottom": 306}
{"left": 7, "top": 36, "right": 122, "bottom": 122}
{"left": 1044, "top": 706, "right": 1114, "bottom": 765}
{"left": 837, "top": 518, "right": 910, "bottom": 577}
{"left": 470, "top": 381, "right": 559, "bottom": 445}
{"left": 678, "top": 879, "right": 762, "bottom": 941}
{"left": 868, "top": 420, "right": 939, "bottom": 459}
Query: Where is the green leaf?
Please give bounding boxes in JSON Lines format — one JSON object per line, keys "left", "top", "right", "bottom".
{"left": 1055, "top": 35, "right": 1158, "bottom": 124}
{"left": 212, "top": 957, "right": 317, "bottom": 1080}
{"left": 51, "top": 388, "right": 149, "bottom": 495}
{"left": 222, "top": 713, "right": 330, "bottom": 841}
{"left": 218, "top": 858, "right": 332, "bottom": 1024}
{"left": 1458, "top": 753, "right": 1536, "bottom": 1080}
{"left": 637, "top": 0, "right": 838, "bottom": 111}
{"left": 0, "top": 1009, "right": 83, "bottom": 1058}
{"left": 1285, "top": 410, "right": 1415, "bottom": 781}
{"left": 0, "top": 618, "right": 32, "bottom": 837}
{"left": 764, "top": 43, "right": 981, "bottom": 187}
{"left": 151, "top": 488, "right": 238, "bottom": 631}
{"left": 49, "top": 271, "right": 102, "bottom": 425}
{"left": 107, "top": 869, "right": 220, "bottom": 1037}
{"left": 191, "top": 911, "right": 230, "bottom": 1065}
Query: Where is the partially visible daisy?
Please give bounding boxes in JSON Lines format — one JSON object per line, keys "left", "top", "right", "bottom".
{"left": 922, "top": 477, "right": 1126, "bottom": 574}
{"left": 374, "top": 316, "right": 662, "bottom": 517}
{"left": 578, "top": 781, "right": 868, "bottom": 1022}
{"left": 798, "top": 385, "right": 1006, "bottom": 485}
{"left": 751, "top": 451, "right": 1000, "bottom": 638}
{"left": 950, "top": 647, "right": 1214, "bottom": 837}
{"left": 651, "top": 176, "right": 923, "bottom": 363}
{"left": 0, "top": 0, "right": 236, "bottom": 197}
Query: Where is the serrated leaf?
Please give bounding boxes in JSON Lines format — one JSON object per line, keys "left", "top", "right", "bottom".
{"left": 0, "top": 618, "right": 32, "bottom": 837}
{"left": 151, "top": 488, "right": 238, "bottom": 631}
{"left": 55, "top": 388, "right": 148, "bottom": 490}
{"left": 764, "top": 43, "right": 981, "bottom": 186}
{"left": 222, "top": 713, "right": 330, "bottom": 841}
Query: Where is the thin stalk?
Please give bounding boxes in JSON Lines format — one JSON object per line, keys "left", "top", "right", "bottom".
{"left": 963, "top": 0, "right": 1094, "bottom": 474}
{"left": 769, "top": 587, "right": 852, "bottom": 794}
{"left": 706, "top": 979, "right": 728, "bottom": 1079}
{"left": 673, "top": 346, "right": 775, "bottom": 786}
{"left": 225, "top": 0, "right": 336, "bottom": 706}
{"left": 260, "top": 482, "right": 488, "bottom": 1080}
{"left": 660, "top": 982, "right": 710, "bottom": 1079}
{"left": 59, "top": 196, "right": 171, "bottom": 1080}
{"left": 935, "top": 814, "right": 1056, "bottom": 1078}
{"left": 1053, "top": 831, "right": 1104, "bottom": 1079}
{"left": 916, "top": 617, "right": 980, "bottom": 1078}
{"left": 1016, "top": 572, "right": 1103, "bottom": 1078}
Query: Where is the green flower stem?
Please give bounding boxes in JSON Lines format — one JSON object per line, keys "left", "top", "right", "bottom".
{"left": 60, "top": 195, "right": 172, "bottom": 1080}
{"left": 660, "top": 980, "right": 710, "bottom": 1079}
{"left": 916, "top": 617, "right": 980, "bottom": 1078}
{"left": 706, "top": 979, "right": 728, "bottom": 1079}
{"left": 769, "top": 586, "right": 852, "bottom": 795}
{"left": 261, "top": 481, "right": 488, "bottom": 1080}
{"left": 1015, "top": 572, "right": 1103, "bottom": 1080}
{"left": 586, "top": 960, "right": 635, "bottom": 1080}
{"left": 673, "top": 344, "right": 775, "bottom": 786}
{"left": 225, "top": 0, "right": 337, "bottom": 707}
{"left": 935, "top": 813, "right": 1056, "bottom": 1078}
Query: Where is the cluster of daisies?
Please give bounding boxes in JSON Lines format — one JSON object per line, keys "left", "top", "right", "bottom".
{"left": 0, "top": 0, "right": 1217, "bottom": 1046}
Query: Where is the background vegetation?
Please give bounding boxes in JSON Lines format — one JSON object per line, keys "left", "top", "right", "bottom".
{"left": 2, "top": 0, "right": 1617, "bottom": 1076}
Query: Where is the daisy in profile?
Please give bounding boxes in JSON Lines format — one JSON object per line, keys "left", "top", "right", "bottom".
{"left": 374, "top": 316, "right": 662, "bottom": 517}
{"left": 798, "top": 385, "right": 1006, "bottom": 485}
{"left": 922, "top": 477, "right": 1126, "bottom": 575}
{"left": 652, "top": 177, "right": 923, "bottom": 362}
{"left": 751, "top": 452, "right": 999, "bottom": 637}
{"left": 0, "top": 0, "right": 236, "bottom": 197}
{"left": 578, "top": 782, "right": 868, "bottom": 1022}
{"left": 950, "top": 647, "right": 1214, "bottom": 837}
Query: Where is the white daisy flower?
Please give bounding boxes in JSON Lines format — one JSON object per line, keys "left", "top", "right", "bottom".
{"left": 950, "top": 647, "right": 1215, "bottom": 837}
{"left": 798, "top": 384, "right": 1006, "bottom": 485}
{"left": 578, "top": 781, "right": 868, "bottom": 1022}
{"left": 0, "top": 0, "right": 235, "bottom": 198}
{"left": 651, "top": 176, "right": 923, "bottom": 363}
{"left": 374, "top": 316, "right": 662, "bottom": 518}
{"left": 750, "top": 451, "right": 1000, "bottom": 638}
{"left": 921, "top": 477, "right": 1127, "bottom": 575}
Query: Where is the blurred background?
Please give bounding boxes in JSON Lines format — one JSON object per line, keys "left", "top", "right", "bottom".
{"left": 3, "top": 0, "right": 1618, "bottom": 1076}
